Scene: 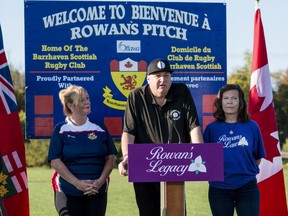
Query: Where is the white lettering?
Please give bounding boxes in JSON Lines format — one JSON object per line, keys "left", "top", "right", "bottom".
{"left": 147, "top": 160, "right": 189, "bottom": 176}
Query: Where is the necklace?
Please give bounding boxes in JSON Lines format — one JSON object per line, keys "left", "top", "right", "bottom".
{"left": 225, "top": 122, "right": 237, "bottom": 135}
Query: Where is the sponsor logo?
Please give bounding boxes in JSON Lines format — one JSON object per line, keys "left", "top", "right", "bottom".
{"left": 117, "top": 40, "right": 141, "bottom": 53}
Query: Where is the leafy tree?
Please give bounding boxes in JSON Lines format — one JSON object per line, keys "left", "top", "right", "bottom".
{"left": 228, "top": 50, "right": 252, "bottom": 103}
{"left": 10, "top": 67, "right": 25, "bottom": 90}
{"left": 19, "top": 110, "right": 27, "bottom": 140}
{"left": 10, "top": 68, "right": 25, "bottom": 111}
{"left": 273, "top": 69, "right": 288, "bottom": 147}
{"left": 15, "top": 88, "right": 25, "bottom": 111}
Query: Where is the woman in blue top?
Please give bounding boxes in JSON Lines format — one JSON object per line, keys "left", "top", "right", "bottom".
{"left": 48, "top": 85, "right": 117, "bottom": 216}
{"left": 204, "top": 84, "right": 266, "bottom": 216}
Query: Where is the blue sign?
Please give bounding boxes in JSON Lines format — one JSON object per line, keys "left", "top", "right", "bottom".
{"left": 25, "top": 1, "right": 226, "bottom": 138}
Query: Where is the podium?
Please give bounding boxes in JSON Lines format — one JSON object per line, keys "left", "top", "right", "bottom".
{"left": 161, "top": 182, "right": 185, "bottom": 216}
{"left": 128, "top": 143, "right": 223, "bottom": 216}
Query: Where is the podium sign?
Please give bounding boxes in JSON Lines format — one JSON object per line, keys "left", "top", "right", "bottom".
{"left": 128, "top": 143, "right": 223, "bottom": 182}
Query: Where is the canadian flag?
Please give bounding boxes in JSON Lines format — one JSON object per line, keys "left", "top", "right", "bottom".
{"left": 248, "top": 6, "right": 288, "bottom": 216}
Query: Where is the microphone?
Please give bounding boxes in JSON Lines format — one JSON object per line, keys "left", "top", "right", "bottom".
{"left": 168, "top": 110, "right": 181, "bottom": 144}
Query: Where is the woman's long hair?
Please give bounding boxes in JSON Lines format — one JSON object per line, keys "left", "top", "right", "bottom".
{"left": 213, "top": 84, "right": 250, "bottom": 122}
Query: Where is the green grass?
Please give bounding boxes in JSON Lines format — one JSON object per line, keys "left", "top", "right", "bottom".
{"left": 28, "top": 165, "right": 288, "bottom": 216}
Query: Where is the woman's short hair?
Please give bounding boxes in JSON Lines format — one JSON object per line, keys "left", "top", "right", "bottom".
{"left": 59, "top": 85, "right": 87, "bottom": 116}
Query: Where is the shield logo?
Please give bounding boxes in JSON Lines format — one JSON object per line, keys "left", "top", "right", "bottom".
{"left": 110, "top": 58, "right": 147, "bottom": 98}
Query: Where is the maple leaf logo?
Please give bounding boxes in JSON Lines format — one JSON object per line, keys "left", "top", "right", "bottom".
{"left": 251, "top": 101, "right": 280, "bottom": 162}
{"left": 250, "top": 63, "right": 279, "bottom": 163}
{"left": 250, "top": 65, "right": 272, "bottom": 111}
{"left": 125, "top": 61, "right": 133, "bottom": 68}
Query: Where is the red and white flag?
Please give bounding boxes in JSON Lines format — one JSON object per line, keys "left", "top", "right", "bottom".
{"left": 249, "top": 6, "right": 288, "bottom": 216}
{"left": 0, "top": 26, "right": 30, "bottom": 215}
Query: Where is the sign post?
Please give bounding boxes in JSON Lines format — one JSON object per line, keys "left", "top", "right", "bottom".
{"left": 128, "top": 143, "right": 223, "bottom": 216}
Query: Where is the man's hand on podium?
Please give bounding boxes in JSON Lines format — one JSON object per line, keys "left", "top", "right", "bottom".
{"left": 118, "top": 154, "right": 128, "bottom": 176}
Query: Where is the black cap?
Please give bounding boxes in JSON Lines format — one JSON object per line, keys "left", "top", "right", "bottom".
{"left": 147, "top": 58, "right": 173, "bottom": 75}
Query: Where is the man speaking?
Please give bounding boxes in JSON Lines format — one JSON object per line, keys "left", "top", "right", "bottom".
{"left": 118, "top": 58, "right": 203, "bottom": 216}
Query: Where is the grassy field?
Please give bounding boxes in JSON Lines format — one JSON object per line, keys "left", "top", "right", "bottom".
{"left": 28, "top": 162, "right": 288, "bottom": 216}
{"left": 28, "top": 168, "right": 211, "bottom": 216}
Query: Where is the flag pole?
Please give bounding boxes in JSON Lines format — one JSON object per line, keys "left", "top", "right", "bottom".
{"left": 255, "top": 0, "right": 260, "bottom": 9}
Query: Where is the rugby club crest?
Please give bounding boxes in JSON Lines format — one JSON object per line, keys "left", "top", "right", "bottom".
{"left": 103, "top": 58, "right": 146, "bottom": 110}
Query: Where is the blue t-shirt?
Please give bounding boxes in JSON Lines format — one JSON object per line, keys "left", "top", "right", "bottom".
{"left": 48, "top": 117, "right": 117, "bottom": 196}
{"left": 204, "top": 120, "right": 266, "bottom": 189}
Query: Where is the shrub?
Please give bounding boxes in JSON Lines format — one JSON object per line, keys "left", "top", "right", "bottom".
{"left": 25, "top": 139, "right": 50, "bottom": 167}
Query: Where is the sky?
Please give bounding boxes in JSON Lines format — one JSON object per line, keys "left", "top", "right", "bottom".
{"left": 0, "top": 0, "right": 287, "bottom": 74}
